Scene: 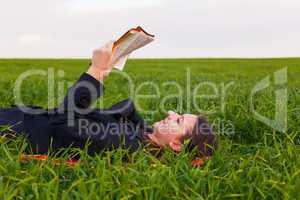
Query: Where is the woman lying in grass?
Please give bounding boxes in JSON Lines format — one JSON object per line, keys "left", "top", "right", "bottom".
{"left": 0, "top": 41, "right": 217, "bottom": 166}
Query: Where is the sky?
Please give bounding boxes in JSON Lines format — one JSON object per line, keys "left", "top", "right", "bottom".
{"left": 0, "top": 0, "right": 299, "bottom": 58}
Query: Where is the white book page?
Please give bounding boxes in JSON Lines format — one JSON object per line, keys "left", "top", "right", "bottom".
{"left": 113, "top": 54, "right": 130, "bottom": 71}
{"left": 111, "top": 31, "right": 154, "bottom": 70}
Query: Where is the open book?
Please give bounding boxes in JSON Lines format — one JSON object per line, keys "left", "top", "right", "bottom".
{"left": 111, "top": 26, "right": 155, "bottom": 70}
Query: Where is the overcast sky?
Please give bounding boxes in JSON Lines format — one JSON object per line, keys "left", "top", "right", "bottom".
{"left": 0, "top": 0, "right": 299, "bottom": 58}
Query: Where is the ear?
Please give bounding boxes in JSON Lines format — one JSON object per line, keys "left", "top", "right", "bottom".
{"left": 169, "top": 140, "right": 183, "bottom": 152}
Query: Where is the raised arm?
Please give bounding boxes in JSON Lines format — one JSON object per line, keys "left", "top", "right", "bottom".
{"left": 87, "top": 41, "right": 115, "bottom": 82}
{"left": 59, "top": 41, "right": 115, "bottom": 111}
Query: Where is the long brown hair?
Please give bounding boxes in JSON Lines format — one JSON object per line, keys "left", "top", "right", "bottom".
{"left": 186, "top": 115, "right": 217, "bottom": 157}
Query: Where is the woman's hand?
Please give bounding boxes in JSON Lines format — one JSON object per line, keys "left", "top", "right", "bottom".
{"left": 87, "top": 41, "right": 115, "bottom": 81}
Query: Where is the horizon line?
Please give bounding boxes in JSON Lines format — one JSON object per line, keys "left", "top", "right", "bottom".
{"left": 0, "top": 56, "right": 300, "bottom": 60}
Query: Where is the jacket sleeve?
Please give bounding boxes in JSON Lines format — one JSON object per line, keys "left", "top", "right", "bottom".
{"left": 58, "top": 73, "right": 104, "bottom": 111}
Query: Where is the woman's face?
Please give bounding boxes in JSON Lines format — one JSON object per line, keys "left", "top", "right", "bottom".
{"left": 151, "top": 111, "right": 198, "bottom": 151}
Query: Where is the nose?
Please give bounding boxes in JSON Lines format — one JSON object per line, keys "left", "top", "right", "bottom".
{"left": 168, "top": 110, "right": 178, "bottom": 118}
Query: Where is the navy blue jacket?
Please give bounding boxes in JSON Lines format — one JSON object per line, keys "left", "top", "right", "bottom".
{"left": 0, "top": 73, "right": 151, "bottom": 155}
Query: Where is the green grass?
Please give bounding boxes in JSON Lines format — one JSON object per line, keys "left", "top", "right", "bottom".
{"left": 0, "top": 58, "right": 299, "bottom": 199}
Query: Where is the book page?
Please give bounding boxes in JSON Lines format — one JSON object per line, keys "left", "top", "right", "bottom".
{"left": 111, "top": 28, "right": 154, "bottom": 70}
{"left": 112, "top": 33, "right": 138, "bottom": 62}
{"left": 113, "top": 54, "right": 130, "bottom": 71}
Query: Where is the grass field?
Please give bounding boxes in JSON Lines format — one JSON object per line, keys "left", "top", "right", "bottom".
{"left": 0, "top": 58, "right": 299, "bottom": 199}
